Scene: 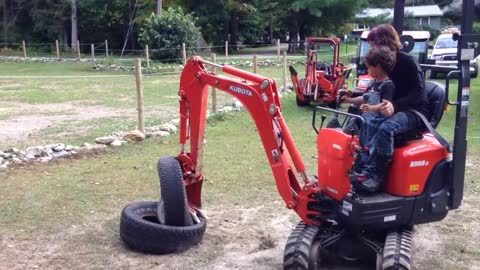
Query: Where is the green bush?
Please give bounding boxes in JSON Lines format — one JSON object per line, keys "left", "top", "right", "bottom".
{"left": 138, "top": 7, "right": 200, "bottom": 62}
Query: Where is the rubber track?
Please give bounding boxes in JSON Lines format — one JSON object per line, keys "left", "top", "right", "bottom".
{"left": 283, "top": 222, "right": 320, "bottom": 270}
{"left": 381, "top": 229, "right": 413, "bottom": 270}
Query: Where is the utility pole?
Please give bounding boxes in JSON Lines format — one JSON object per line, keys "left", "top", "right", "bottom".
{"left": 71, "top": 0, "right": 78, "bottom": 51}
{"left": 156, "top": 0, "right": 162, "bottom": 15}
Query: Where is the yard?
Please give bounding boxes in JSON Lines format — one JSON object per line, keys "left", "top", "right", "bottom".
{"left": 0, "top": 58, "right": 479, "bottom": 269}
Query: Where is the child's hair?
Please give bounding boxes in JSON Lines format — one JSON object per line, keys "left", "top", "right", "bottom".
{"left": 367, "top": 24, "right": 402, "bottom": 52}
{"left": 365, "top": 46, "right": 396, "bottom": 73}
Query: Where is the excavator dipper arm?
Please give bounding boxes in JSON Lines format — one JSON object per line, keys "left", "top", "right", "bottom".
{"left": 177, "top": 56, "right": 321, "bottom": 224}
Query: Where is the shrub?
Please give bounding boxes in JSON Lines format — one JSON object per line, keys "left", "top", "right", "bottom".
{"left": 138, "top": 7, "right": 201, "bottom": 62}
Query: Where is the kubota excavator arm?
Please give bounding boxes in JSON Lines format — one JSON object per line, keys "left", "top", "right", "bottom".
{"left": 177, "top": 56, "right": 322, "bottom": 224}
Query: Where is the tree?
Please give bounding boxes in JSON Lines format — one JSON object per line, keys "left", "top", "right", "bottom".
{"left": 157, "top": 0, "right": 162, "bottom": 15}
{"left": 71, "top": 0, "right": 77, "bottom": 50}
{"left": 138, "top": 7, "right": 200, "bottom": 62}
{"left": 284, "top": 0, "right": 368, "bottom": 52}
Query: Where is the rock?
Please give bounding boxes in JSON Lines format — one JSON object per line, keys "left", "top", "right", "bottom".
{"left": 0, "top": 164, "right": 8, "bottom": 170}
{"left": 44, "top": 148, "right": 54, "bottom": 156}
{"left": 2, "top": 153, "right": 12, "bottom": 159}
{"left": 0, "top": 157, "right": 4, "bottom": 164}
{"left": 85, "top": 143, "right": 108, "bottom": 151}
{"left": 221, "top": 106, "right": 233, "bottom": 113}
{"left": 232, "top": 98, "right": 243, "bottom": 111}
{"left": 53, "top": 144, "right": 66, "bottom": 152}
{"left": 159, "top": 123, "right": 177, "bottom": 134}
{"left": 95, "top": 136, "right": 116, "bottom": 145}
{"left": 8, "top": 148, "right": 20, "bottom": 154}
{"left": 0, "top": 151, "right": 4, "bottom": 157}
{"left": 39, "top": 156, "right": 53, "bottom": 163}
{"left": 51, "top": 150, "right": 71, "bottom": 159}
{"left": 65, "top": 145, "right": 74, "bottom": 151}
{"left": 152, "top": 131, "right": 170, "bottom": 138}
{"left": 168, "top": 118, "right": 180, "bottom": 127}
{"left": 26, "top": 146, "right": 44, "bottom": 157}
{"left": 109, "top": 139, "right": 123, "bottom": 147}
{"left": 122, "top": 130, "right": 145, "bottom": 142}
{"left": 11, "top": 158, "right": 22, "bottom": 165}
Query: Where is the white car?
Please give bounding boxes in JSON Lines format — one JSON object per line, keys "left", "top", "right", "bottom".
{"left": 429, "top": 33, "right": 478, "bottom": 78}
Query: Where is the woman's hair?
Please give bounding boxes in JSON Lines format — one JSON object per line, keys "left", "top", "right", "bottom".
{"left": 365, "top": 46, "right": 396, "bottom": 73}
{"left": 367, "top": 24, "right": 402, "bottom": 52}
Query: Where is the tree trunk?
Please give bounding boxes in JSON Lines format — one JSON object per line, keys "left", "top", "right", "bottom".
{"left": 71, "top": 0, "right": 78, "bottom": 51}
{"left": 268, "top": 19, "right": 273, "bottom": 44}
{"left": 156, "top": 0, "right": 162, "bottom": 15}
{"left": 2, "top": 0, "right": 7, "bottom": 45}
{"left": 229, "top": 14, "right": 238, "bottom": 51}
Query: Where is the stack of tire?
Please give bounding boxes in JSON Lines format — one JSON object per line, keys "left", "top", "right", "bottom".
{"left": 120, "top": 156, "right": 207, "bottom": 254}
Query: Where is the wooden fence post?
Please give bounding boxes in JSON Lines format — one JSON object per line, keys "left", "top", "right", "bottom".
{"left": 22, "top": 40, "right": 27, "bottom": 58}
{"left": 225, "top": 40, "right": 228, "bottom": 61}
{"left": 282, "top": 51, "right": 287, "bottom": 92}
{"left": 211, "top": 53, "right": 217, "bottom": 113}
{"left": 91, "top": 44, "right": 95, "bottom": 66}
{"left": 182, "top": 43, "right": 187, "bottom": 65}
{"left": 55, "top": 40, "right": 60, "bottom": 59}
{"left": 145, "top": 45, "right": 150, "bottom": 68}
{"left": 105, "top": 40, "right": 109, "bottom": 57}
{"left": 134, "top": 58, "right": 145, "bottom": 134}
{"left": 77, "top": 40, "right": 81, "bottom": 59}
{"left": 277, "top": 39, "right": 281, "bottom": 61}
{"left": 253, "top": 55, "right": 258, "bottom": 74}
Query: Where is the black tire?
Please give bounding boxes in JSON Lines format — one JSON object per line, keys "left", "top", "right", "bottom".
{"left": 157, "top": 156, "right": 193, "bottom": 226}
{"left": 471, "top": 63, "right": 478, "bottom": 78}
{"left": 283, "top": 222, "right": 324, "bottom": 270}
{"left": 120, "top": 201, "right": 206, "bottom": 254}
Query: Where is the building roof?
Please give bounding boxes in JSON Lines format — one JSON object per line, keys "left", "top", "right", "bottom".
{"left": 356, "top": 5, "right": 443, "bottom": 19}
{"left": 405, "top": 5, "right": 443, "bottom": 17}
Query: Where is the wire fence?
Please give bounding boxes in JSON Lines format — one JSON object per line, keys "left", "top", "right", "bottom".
{"left": 0, "top": 40, "right": 357, "bottom": 64}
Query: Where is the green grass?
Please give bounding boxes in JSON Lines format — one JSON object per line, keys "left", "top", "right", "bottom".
{"left": 0, "top": 93, "right": 478, "bottom": 269}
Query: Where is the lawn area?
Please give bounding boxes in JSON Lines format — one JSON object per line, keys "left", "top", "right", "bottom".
{"left": 0, "top": 60, "right": 301, "bottom": 149}
{"left": 1, "top": 77, "right": 480, "bottom": 269}
{"left": 0, "top": 58, "right": 479, "bottom": 269}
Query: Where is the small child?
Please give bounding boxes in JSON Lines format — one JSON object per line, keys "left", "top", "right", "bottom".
{"left": 341, "top": 46, "right": 396, "bottom": 147}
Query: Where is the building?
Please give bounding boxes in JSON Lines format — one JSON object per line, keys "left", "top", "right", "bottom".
{"left": 351, "top": 5, "right": 443, "bottom": 40}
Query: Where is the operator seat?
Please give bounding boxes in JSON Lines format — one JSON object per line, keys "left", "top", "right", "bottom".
{"left": 316, "top": 62, "right": 332, "bottom": 76}
{"left": 394, "top": 81, "right": 447, "bottom": 145}
{"left": 424, "top": 81, "right": 447, "bottom": 129}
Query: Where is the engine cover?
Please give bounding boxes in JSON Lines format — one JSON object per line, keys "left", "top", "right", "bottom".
{"left": 317, "top": 128, "right": 359, "bottom": 201}
{"left": 386, "top": 134, "right": 451, "bottom": 196}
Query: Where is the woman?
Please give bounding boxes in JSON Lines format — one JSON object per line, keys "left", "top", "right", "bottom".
{"left": 352, "top": 24, "right": 429, "bottom": 193}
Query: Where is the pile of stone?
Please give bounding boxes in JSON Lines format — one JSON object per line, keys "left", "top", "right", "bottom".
{"left": 92, "top": 64, "right": 184, "bottom": 74}
{"left": 0, "top": 56, "right": 91, "bottom": 63}
{"left": 0, "top": 120, "right": 181, "bottom": 170}
{"left": 226, "top": 59, "right": 305, "bottom": 68}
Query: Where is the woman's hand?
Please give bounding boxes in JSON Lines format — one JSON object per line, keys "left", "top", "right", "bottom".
{"left": 360, "top": 104, "right": 372, "bottom": 112}
{"left": 379, "top": 100, "right": 395, "bottom": 116}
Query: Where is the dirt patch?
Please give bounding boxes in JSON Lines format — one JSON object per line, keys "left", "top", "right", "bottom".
{"left": 0, "top": 101, "right": 178, "bottom": 147}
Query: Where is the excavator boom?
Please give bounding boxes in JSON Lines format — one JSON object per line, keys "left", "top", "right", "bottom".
{"left": 177, "top": 56, "right": 322, "bottom": 224}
